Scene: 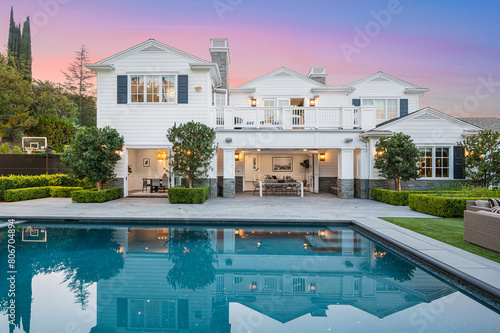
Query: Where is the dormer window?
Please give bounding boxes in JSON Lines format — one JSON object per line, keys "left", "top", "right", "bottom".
{"left": 130, "top": 75, "right": 176, "bottom": 103}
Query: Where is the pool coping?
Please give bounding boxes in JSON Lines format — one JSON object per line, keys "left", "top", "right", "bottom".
{"left": 6, "top": 215, "right": 500, "bottom": 306}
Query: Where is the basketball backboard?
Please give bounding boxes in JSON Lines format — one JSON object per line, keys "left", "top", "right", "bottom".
{"left": 22, "top": 137, "right": 47, "bottom": 154}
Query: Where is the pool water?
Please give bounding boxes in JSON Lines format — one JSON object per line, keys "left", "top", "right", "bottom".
{"left": 1, "top": 224, "right": 499, "bottom": 332}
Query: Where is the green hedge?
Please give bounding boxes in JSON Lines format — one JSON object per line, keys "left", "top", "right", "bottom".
{"left": 3, "top": 186, "right": 85, "bottom": 201}
{"left": 71, "top": 188, "right": 124, "bottom": 203}
{"left": 0, "top": 174, "right": 95, "bottom": 199}
{"left": 371, "top": 189, "right": 434, "bottom": 206}
{"left": 371, "top": 188, "right": 464, "bottom": 206}
{"left": 168, "top": 186, "right": 210, "bottom": 204}
{"left": 4, "top": 187, "right": 51, "bottom": 202}
{"left": 49, "top": 186, "right": 84, "bottom": 197}
{"left": 408, "top": 194, "right": 489, "bottom": 217}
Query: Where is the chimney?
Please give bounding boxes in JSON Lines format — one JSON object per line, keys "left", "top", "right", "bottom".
{"left": 307, "top": 66, "right": 327, "bottom": 85}
{"left": 210, "top": 38, "right": 230, "bottom": 89}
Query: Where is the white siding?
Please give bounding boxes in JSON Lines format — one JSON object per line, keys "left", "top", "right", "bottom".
{"left": 318, "top": 149, "right": 338, "bottom": 177}
{"left": 97, "top": 50, "right": 212, "bottom": 147}
{"left": 350, "top": 79, "right": 419, "bottom": 113}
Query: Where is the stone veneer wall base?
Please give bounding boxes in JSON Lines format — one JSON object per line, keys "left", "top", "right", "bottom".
{"left": 337, "top": 179, "right": 354, "bottom": 199}
{"left": 223, "top": 178, "right": 235, "bottom": 198}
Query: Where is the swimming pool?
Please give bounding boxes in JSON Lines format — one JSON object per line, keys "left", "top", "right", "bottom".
{"left": 1, "top": 223, "right": 499, "bottom": 332}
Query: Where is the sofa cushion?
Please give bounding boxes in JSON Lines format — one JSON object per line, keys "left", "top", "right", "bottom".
{"left": 475, "top": 200, "right": 490, "bottom": 208}
{"left": 488, "top": 198, "right": 500, "bottom": 208}
{"left": 478, "top": 210, "right": 500, "bottom": 216}
{"left": 493, "top": 206, "right": 500, "bottom": 214}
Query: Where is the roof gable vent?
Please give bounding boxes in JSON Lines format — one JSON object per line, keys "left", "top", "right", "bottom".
{"left": 274, "top": 72, "right": 293, "bottom": 77}
{"left": 370, "top": 76, "right": 390, "bottom": 82}
{"left": 141, "top": 45, "right": 166, "bottom": 52}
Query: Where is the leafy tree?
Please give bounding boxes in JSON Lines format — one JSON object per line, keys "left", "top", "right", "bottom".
{"left": 0, "top": 54, "right": 34, "bottom": 141}
{"left": 458, "top": 129, "right": 500, "bottom": 187}
{"left": 374, "top": 132, "right": 420, "bottom": 191}
{"left": 31, "top": 80, "right": 78, "bottom": 122}
{"left": 26, "top": 114, "right": 75, "bottom": 152}
{"left": 166, "top": 121, "right": 217, "bottom": 188}
{"left": 62, "top": 45, "right": 95, "bottom": 124}
{"left": 65, "top": 93, "right": 96, "bottom": 127}
{"left": 166, "top": 229, "right": 217, "bottom": 290}
{"left": 61, "top": 126, "right": 124, "bottom": 190}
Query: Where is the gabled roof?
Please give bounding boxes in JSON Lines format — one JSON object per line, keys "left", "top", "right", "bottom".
{"left": 346, "top": 71, "right": 426, "bottom": 90}
{"left": 236, "top": 67, "right": 329, "bottom": 89}
{"left": 91, "top": 39, "right": 210, "bottom": 65}
{"left": 375, "top": 107, "right": 483, "bottom": 131}
{"left": 459, "top": 117, "right": 500, "bottom": 132}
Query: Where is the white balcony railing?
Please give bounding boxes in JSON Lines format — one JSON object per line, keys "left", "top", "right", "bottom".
{"left": 209, "top": 106, "right": 376, "bottom": 130}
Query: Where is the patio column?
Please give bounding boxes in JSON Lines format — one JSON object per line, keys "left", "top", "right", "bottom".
{"left": 355, "top": 148, "right": 369, "bottom": 199}
{"left": 208, "top": 153, "right": 218, "bottom": 198}
{"left": 337, "top": 148, "right": 354, "bottom": 199}
{"left": 223, "top": 148, "right": 236, "bottom": 198}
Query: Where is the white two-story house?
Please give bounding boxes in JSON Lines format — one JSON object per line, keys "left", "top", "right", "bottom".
{"left": 86, "top": 38, "right": 482, "bottom": 199}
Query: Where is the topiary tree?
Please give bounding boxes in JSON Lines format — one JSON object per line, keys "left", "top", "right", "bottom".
{"left": 374, "top": 132, "right": 420, "bottom": 191}
{"left": 166, "top": 121, "right": 217, "bottom": 188}
{"left": 458, "top": 129, "right": 500, "bottom": 187}
{"left": 61, "top": 126, "right": 124, "bottom": 190}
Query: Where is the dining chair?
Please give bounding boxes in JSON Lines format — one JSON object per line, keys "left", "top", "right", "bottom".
{"left": 142, "top": 178, "right": 151, "bottom": 192}
{"left": 160, "top": 177, "right": 169, "bottom": 193}
{"left": 253, "top": 180, "right": 260, "bottom": 196}
{"left": 151, "top": 179, "right": 160, "bottom": 193}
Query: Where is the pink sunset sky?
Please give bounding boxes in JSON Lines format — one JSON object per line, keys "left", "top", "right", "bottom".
{"left": 1, "top": 0, "right": 499, "bottom": 118}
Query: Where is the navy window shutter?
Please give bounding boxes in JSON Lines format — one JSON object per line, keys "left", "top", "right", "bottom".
{"left": 117, "top": 75, "right": 128, "bottom": 104}
{"left": 178, "top": 75, "right": 189, "bottom": 104}
{"left": 352, "top": 99, "right": 361, "bottom": 106}
{"left": 178, "top": 299, "right": 189, "bottom": 329}
{"left": 400, "top": 99, "right": 408, "bottom": 117}
{"left": 453, "top": 146, "right": 465, "bottom": 180}
{"left": 117, "top": 298, "right": 128, "bottom": 327}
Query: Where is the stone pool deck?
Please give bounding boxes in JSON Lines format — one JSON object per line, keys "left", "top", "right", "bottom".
{"left": 1, "top": 193, "right": 500, "bottom": 296}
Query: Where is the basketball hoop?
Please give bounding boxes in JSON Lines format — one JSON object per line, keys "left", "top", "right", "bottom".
{"left": 26, "top": 147, "right": 36, "bottom": 154}
{"left": 22, "top": 137, "right": 47, "bottom": 153}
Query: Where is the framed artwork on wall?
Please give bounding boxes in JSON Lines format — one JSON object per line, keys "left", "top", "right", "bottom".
{"left": 273, "top": 157, "right": 293, "bottom": 172}
{"left": 143, "top": 158, "right": 150, "bottom": 167}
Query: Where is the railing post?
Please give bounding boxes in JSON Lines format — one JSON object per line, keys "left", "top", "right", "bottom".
{"left": 224, "top": 108, "right": 234, "bottom": 129}
{"left": 256, "top": 107, "right": 261, "bottom": 128}
{"left": 341, "top": 107, "right": 354, "bottom": 129}
{"left": 360, "top": 106, "right": 376, "bottom": 130}
{"left": 282, "top": 108, "right": 292, "bottom": 129}
{"left": 314, "top": 107, "right": 319, "bottom": 129}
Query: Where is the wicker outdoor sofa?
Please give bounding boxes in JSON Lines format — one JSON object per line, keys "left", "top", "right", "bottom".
{"left": 464, "top": 200, "right": 500, "bottom": 253}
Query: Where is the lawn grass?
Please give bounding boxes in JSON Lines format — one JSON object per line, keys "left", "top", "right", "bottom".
{"left": 380, "top": 217, "right": 500, "bottom": 263}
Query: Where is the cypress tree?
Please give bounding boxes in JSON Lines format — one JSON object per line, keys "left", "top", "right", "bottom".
{"left": 20, "top": 17, "right": 32, "bottom": 78}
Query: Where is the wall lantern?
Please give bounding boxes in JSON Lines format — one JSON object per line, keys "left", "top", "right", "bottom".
{"left": 234, "top": 153, "right": 240, "bottom": 161}
{"left": 251, "top": 98, "right": 257, "bottom": 107}
{"left": 309, "top": 98, "right": 316, "bottom": 107}
{"left": 157, "top": 151, "right": 168, "bottom": 160}
{"left": 319, "top": 153, "right": 326, "bottom": 161}
{"left": 194, "top": 86, "right": 202, "bottom": 92}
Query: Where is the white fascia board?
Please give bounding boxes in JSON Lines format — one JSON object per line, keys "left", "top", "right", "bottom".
{"left": 189, "top": 63, "right": 221, "bottom": 86}
{"left": 229, "top": 88, "right": 256, "bottom": 93}
{"left": 462, "top": 130, "right": 481, "bottom": 137}
{"left": 360, "top": 130, "right": 393, "bottom": 138}
{"left": 85, "top": 64, "right": 115, "bottom": 72}
{"left": 405, "top": 88, "right": 430, "bottom": 94}
{"left": 311, "top": 87, "right": 355, "bottom": 93}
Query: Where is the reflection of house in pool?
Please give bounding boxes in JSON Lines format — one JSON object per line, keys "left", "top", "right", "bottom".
{"left": 91, "top": 227, "right": 455, "bottom": 332}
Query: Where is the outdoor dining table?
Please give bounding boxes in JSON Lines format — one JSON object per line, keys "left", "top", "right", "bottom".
{"left": 259, "top": 181, "right": 304, "bottom": 197}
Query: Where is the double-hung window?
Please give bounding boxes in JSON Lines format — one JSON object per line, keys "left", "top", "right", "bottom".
{"left": 130, "top": 75, "right": 176, "bottom": 103}
{"left": 362, "top": 99, "right": 398, "bottom": 121}
{"left": 418, "top": 147, "right": 450, "bottom": 178}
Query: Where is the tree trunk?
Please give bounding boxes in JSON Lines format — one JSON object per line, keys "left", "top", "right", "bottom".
{"left": 189, "top": 177, "right": 194, "bottom": 189}
{"left": 394, "top": 179, "right": 398, "bottom": 191}
{"left": 398, "top": 178, "right": 402, "bottom": 192}
{"left": 97, "top": 182, "right": 102, "bottom": 191}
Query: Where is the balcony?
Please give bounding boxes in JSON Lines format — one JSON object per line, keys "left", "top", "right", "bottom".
{"left": 210, "top": 106, "right": 376, "bottom": 130}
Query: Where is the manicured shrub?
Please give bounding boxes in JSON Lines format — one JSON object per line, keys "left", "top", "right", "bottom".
{"left": 0, "top": 174, "right": 94, "bottom": 199}
{"left": 371, "top": 188, "right": 463, "bottom": 206}
{"left": 408, "top": 194, "right": 489, "bottom": 217}
{"left": 4, "top": 187, "right": 51, "bottom": 202}
{"left": 49, "top": 186, "right": 83, "bottom": 197}
{"left": 168, "top": 186, "right": 210, "bottom": 204}
{"left": 71, "top": 187, "right": 123, "bottom": 203}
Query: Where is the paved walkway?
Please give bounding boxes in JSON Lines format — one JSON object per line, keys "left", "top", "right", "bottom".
{"left": 1, "top": 193, "right": 500, "bottom": 294}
